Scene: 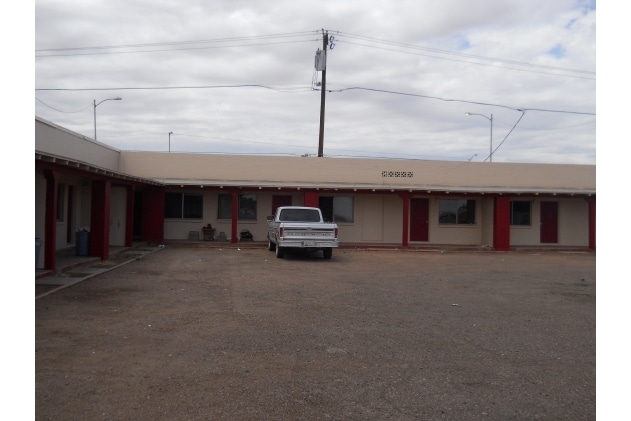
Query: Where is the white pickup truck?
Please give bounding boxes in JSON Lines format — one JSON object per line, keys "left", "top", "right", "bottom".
{"left": 266, "top": 206, "right": 339, "bottom": 259}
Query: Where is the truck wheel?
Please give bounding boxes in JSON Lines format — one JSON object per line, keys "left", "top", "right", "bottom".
{"left": 268, "top": 239, "right": 276, "bottom": 251}
{"left": 323, "top": 248, "right": 332, "bottom": 259}
{"left": 275, "top": 245, "right": 285, "bottom": 258}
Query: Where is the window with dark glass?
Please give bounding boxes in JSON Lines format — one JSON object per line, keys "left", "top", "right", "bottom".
{"left": 217, "top": 194, "right": 231, "bottom": 219}
{"left": 439, "top": 199, "right": 476, "bottom": 225}
{"left": 165, "top": 192, "right": 203, "bottom": 219}
{"left": 218, "top": 194, "right": 258, "bottom": 220}
{"left": 319, "top": 196, "right": 354, "bottom": 222}
{"left": 510, "top": 200, "right": 531, "bottom": 226}
{"left": 238, "top": 194, "right": 257, "bottom": 220}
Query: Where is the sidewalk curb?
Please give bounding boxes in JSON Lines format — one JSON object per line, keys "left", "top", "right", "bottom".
{"left": 35, "top": 247, "right": 163, "bottom": 300}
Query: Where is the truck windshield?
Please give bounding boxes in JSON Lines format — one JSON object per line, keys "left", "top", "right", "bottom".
{"left": 279, "top": 209, "right": 321, "bottom": 222}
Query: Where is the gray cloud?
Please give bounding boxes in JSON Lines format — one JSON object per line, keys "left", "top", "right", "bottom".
{"left": 35, "top": 0, "right": 595, "bottom": 163}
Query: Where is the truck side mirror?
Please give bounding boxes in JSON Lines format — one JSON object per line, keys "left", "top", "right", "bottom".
{"left": 266, "top": 215, "right": 274, "bottom": 221}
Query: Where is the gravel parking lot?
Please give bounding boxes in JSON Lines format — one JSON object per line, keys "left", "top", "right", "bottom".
{"left": 35, "top": 247, "right": 595, "bottom": 420}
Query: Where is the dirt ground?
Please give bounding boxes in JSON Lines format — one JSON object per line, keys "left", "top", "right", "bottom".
{"left": 35, "top": 247, "right": 595, "bottom": 420}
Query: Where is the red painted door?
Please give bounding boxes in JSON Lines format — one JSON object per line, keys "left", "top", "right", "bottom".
{"left": 540, "top": 201, "right": 558, "bottom": 243}
{"left": 271, "top": 195, "right": 292, "bottom": 216}
{"left": 410, "top": 198, "right": 429, "bottom": 242}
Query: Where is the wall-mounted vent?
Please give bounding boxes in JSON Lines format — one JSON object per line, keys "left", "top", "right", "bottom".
{"left": 382, "top": 171, "right": 414, "bottom": 178}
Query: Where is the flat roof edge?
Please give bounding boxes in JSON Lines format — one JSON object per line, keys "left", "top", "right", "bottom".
{"left": 156, "top": 179, "right": 594, "bottom": 195}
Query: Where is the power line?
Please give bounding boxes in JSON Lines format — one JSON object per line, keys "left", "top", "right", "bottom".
{"left": 35, "top": 84, "right": 314, "bottom": 93}
{"left": 337, "top": 40, "right": 595, "bottom": 80}
{"left": 108, "top": 131, "right": 460, "bottom": 161}
{"left": 35, "top": 97, "right": 91, "bottom": 113}
{"left": 36, "top": 31, "right": 319, "bottom": 52}
{"left": 483, "top": 110, "right": 526, "bottom": 162}
{"left": 327, "top": 85, "right": 595, "bottom": 116}
{"left": 36, "top": 39, "right": 319, "bottom": 58}
{"left": 515, "top": 119, "right": 595, "bottom": 131}
{"left": 35, "top": 83, "right": 594, "bottom": 116}
{"left": 35, "top": 29, "right": 594, "bottom": 83}
{"left": 36, "top": 31, "right": 320, "bottom": 58}
{"left": 336, "top": 31, "right": 594, "bottom": 77}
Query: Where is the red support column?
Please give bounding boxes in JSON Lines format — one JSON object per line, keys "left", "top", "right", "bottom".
{"left": 142, "top": 188, "right": 165, "bottom": 244}
{"left": 90, "top": 179, "right": 111, "bottom": 261}
{"left": 231, "top": 191, "right": 239, "bottom": 243}
{"left": 399, "top": 193, "right": 411, "bottom": 247}
{"left": 493, "top": 196, "right": 511, "bottom": 251}
{"left": 43, "top": 170, "right": 58, "bottom": 270}
{"left": 304, "top": 191, "right": 320, "bottom": 207}
{"left": 586, "top": 196, "right": 596, "bottom": 251}
{"left": 125, "top": 185, "right": 135, "bottom": 247}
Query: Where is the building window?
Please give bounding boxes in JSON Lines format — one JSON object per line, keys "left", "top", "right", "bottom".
{"left": 217, "top": 194, "right": 231, "bottom": 220}
{"left": 165, "top": 192, "right": 203, "bottom": 219}
{"left": 511, "top": 200, "right": 531, "bottom": 226}
{"left": 319, "top": 196, "right": 354, "bottom": 222}
{"left": 56, "top": 183, "right": 65, "bottom": 222}
{"left": 439, "top": 199, "right": 476, "bottom": 225}
{"left": 218, "top": 194, "right": 258, "bottom": 220}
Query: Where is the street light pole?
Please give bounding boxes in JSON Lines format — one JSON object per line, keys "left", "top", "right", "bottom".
{"left": 465, "top": 112, "right": 493, "bottom": 162}
{"left": 169, "top": 131, "right": 173, "bottom": 152}
{"left": 93, "top": 97, "right": 122, "bottom": 141}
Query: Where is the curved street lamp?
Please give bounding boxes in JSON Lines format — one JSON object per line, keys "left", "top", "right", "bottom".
{"left": 465, "top": 112, "right": 493, "bottom": 162}
{"left": 93, "top": 97, "right": 122, "bottom": 141}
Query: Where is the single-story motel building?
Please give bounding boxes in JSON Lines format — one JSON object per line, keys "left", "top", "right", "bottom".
{"left": 35, "top": 116, "right": 596, "bottom": 270}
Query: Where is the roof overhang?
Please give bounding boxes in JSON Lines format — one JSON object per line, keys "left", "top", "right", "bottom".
{"left": 156, "top": 178, "right": 595, "bottom": 196}
{"left": 36, "top": 152, "right": 164, "bottom": 186}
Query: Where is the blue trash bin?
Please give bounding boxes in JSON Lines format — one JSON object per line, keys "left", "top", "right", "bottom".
{"left": 76, "top": 231, "right": 90, "bottom": 256}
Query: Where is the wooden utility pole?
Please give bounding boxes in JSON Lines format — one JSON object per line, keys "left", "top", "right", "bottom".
{"left": 317, "top": 31, "right": 328, "bottom": 157}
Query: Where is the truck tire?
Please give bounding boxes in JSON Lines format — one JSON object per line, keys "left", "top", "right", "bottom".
{"left": 268, "top": 239, "right": 276, "bottom": 251}
{"left": 323, "top": 248, "right": 332, "bottom": 259}
{"left": 275, "top": 245, "right": 285, "bottom": 258}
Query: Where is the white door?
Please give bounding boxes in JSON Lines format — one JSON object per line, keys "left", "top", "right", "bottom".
{"left": 361, "top": 196, "right": 384, "bottom": 242}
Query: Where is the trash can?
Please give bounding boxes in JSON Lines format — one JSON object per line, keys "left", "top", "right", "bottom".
{"left": 76, "top": 231, "right": 90, "bottom": 256}
{"left": 35, "top": 237, "right": 42, "bottom": 269}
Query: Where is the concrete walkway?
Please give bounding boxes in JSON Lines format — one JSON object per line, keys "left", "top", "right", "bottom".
{"left": 35, "top": 244, "right": 163, "bottom": 299}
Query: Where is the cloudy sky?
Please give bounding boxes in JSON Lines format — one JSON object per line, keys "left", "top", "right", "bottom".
{"left": 34, "top": 0, "right": 596, "bottom": 164}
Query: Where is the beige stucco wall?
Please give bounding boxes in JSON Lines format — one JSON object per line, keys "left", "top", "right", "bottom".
{"left": 383, "top": 196, "right": 403, "bottom": 243}
{"left": 558, "top": 198, "right": 589, "bottom": 246}
{"left": 37, "top": 164, "right": 592, "bottom": 252}
{"left": 35, "top": 169, "right": 91, "bottom": 262}
{"left": 160, "top": 191, "right": 591, "bottom": 247}
{"left": 36, "top": 119, "right": 121, "bottom": 173}
{"left": 163, "top": 190, "right": 306, "bottom": 241}
{"left": 357, "top": 195, "right": 385, "bottom": 242}
{"left": 162, "top": 191, "right": 445, "bottom": 246}
{"left": 510, "top": 198, "right": 589, "bottom": 247}
{"left": 35, "top": 166, "right": 132, "bottom": 259}
{"left": 426, "top": 197, "right": 483, "bottom": 245}
{"left": 36, "top": 117, "right": 595, "bottom": 252}
{"left": 480, "top": 197, "right": 495, "bottom": 247}
{"left": 109, "top": 186, "right": 127, "bottom": 246}
{"left": 119, "top": 151, "right": 595, "bottom": 195}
